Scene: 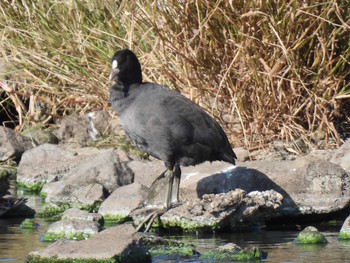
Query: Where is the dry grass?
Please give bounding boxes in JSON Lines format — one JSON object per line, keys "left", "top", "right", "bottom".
{"left": 0, "top": 0, "right": 349, "bottom": 151}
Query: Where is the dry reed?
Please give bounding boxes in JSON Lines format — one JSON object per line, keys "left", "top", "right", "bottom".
{"left": 0, "top": 0, "right": 349, "bottom": 151}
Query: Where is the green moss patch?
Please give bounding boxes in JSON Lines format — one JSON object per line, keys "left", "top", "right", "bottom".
{"left": 20, "top": 218, "right": 38, "bottom": 229}
{"left": 17, "top": 181, "right": 44, "bottom": 193}
{"left": 103, "top": 214, "right": 131, "bottom": 225}
{"left": 36, "top": 203, "right": 70, "bottom": 219}
{"left": 339, "top": 231, "right": 350, "bottom": 240}
{"left": 41, "top": 231, "right": 92, "bottom": 242}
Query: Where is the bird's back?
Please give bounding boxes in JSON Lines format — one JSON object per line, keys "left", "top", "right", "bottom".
{"left": 116, "top": 83, "right": 236, "bottom": 168}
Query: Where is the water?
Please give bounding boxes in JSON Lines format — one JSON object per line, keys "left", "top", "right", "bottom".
{"left": 1, "top": 194, "right": 350, "bottom": 263}
{"left": 158, "top": 231, "right": 350, "bottom": 262}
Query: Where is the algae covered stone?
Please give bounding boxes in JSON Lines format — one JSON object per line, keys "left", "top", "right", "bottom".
{"left": 294, "top": 226, "right": 328, "bottom": 244}
{"left": 339, "top": 215, "right": 350, "bottom": 240}
{"left": 20, "top": 218, "right": 38, "bottom": 229}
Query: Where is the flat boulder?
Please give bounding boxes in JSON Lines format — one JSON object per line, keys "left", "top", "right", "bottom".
{"left": 98, "top": 182, "right": 148, "bottom": 222}
{"left": 180, "top": 152, "right": 350, "bottom": 218}
{"left": 17, "top": 144, "right": 80, "bottom": 189}
{"left": 28, "top": 224, "right": 151, "bottom": 263}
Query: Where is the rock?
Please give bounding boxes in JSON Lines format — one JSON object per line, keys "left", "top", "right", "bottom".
{"left": 234, "top": 147, "right": 250, "bottom": 162}
{"left": 181, "top": 154, "right": 350, "bottom": 218}
{"left": 133, "top": 189, "right": 283, "bottom": 231}
{"left": 17, "top": 144, "right": 79, "bottom": 190}
{"left": 41, "top": 148, "right": 134, "bottom": 209}
{"left": 98, "top": 182, "right": 148, "bottom": 222}
{"left": 330, "top": 138, "right": 350, "bottom": 172}
{"left": 62, "top": 208, "right": 104, "bottom": 225}
{"left": 28, "top": 224, "right": 151, "bottom": 263}
{"left": 0, "top": 126, "right": 33, "bottom": 162}
{"left": 294, "top": 226, "right": 328, "bottom": 244}
{"left": 143, "top": 235, "right": 198, "bottom": 260}
{"left": 339, "top": 215, "right": 350, "bottom": 240}
{"left": 22, "top": 125, "right": 58, "bottom": 146}
{"left": 42, "top": 219, "right": 101, "bottom": 241}
{"left": 54, "top": 111, "right": 121, "bottom": 146}
{"left": 200, "top": 243, "right": 267, "bottom": 261}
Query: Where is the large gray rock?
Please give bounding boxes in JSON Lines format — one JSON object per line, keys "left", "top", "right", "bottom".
{"left": 180, "top": 153, "right": 350, "bottom": 217}
{"left": 43, "top": 219, "right": 101, "bottom": 241}
{"left": 98, "top": 182, "right": 148, "bottom": 222}
{"left": 41, "top": 148, "right": 134, "bottom": 208}
{"left": 28, "top": 224, "right": 151, "bottom": 263}
{"left": 0, "top": 126, "right": 32, "bottom": 161}
{"left": 17, "top": 144, "right": 81, "bottom": 187}
{"left": 330, "top": 138, "right": 350, "bottom": 172}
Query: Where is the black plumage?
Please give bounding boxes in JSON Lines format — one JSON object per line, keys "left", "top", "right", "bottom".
{"left": 109, "top": 49, "right": 237, "bottom": 225}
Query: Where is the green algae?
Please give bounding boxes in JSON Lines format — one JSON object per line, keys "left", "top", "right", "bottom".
{"left": 20, "top": 218, "right": 38, "bottom": 229}
{"left": 103, "top": 214, "right": 131, "bottom": 225}
{"left": 41, "top": 231, "right": 92, "bottom": 242}
{"left": 294, "top": 226, "right": 328, "bottom": 244}
{"left": 17, "top": 181, "right": 44, "bottom": 193}
{"left": 338, "top": 231, "right": 350, "bottom": 240}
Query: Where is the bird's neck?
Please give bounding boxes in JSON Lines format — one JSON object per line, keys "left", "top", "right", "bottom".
{"left": 109, "top": 82, "right": 130, "bottom": 114}
{"left": 110, "top": 82, "right": 143, "bottom": 114}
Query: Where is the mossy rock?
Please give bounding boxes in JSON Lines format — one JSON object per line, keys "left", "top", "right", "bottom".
{"left": 200, "top": 244, "right": 267, "bottom": 262}
{"left": 36, "top": 203, "right": 70, "bottom": 219}
{"left": 160, "top": 217, "right": 222, "bottom": 232}
{"left": 20, "top": 218, "right": 39, "bottom": 229}
{"left": 41, "top": 231, "right": 92, "bottom": 242}
{"left": 142, "top": 234, "right": 198, "bottom": 261}
{"left": 339, "top": 231, "right": 350, "bottom": 240}
{"left": 37, "top": 202, "right": 101, "bottom": 220}
{"left": 294, "top": 226, "right": 328, "bottom": 244}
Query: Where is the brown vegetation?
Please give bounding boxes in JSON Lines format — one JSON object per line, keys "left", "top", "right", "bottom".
{"left": 0, "top": 0, "right": 349, "bottom": 150}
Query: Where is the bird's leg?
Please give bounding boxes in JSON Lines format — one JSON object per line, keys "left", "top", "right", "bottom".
{"left": 135, "top": 168, "right": 173, "bottom": 232}
{"left": 171, "top": 164, "right": 181, "bottom": 205}
{"left": 165, "top": 167, "right": 174, "bottom": 209}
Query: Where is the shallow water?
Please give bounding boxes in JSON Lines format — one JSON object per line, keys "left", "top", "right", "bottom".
{"left": 157, "top": 231, "right": 350, "bottom": 262}
{"left": 1, "top": 194, "right": 350, "bottom": 263}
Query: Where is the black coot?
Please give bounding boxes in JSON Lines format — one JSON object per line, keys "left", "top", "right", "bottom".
{"left": 109, "top": 49, "right": 237, "bottom": 230}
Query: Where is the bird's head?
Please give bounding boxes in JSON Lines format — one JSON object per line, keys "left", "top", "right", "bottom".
{"left": 109, "top": 49, "right": 142, "bottom": 85}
